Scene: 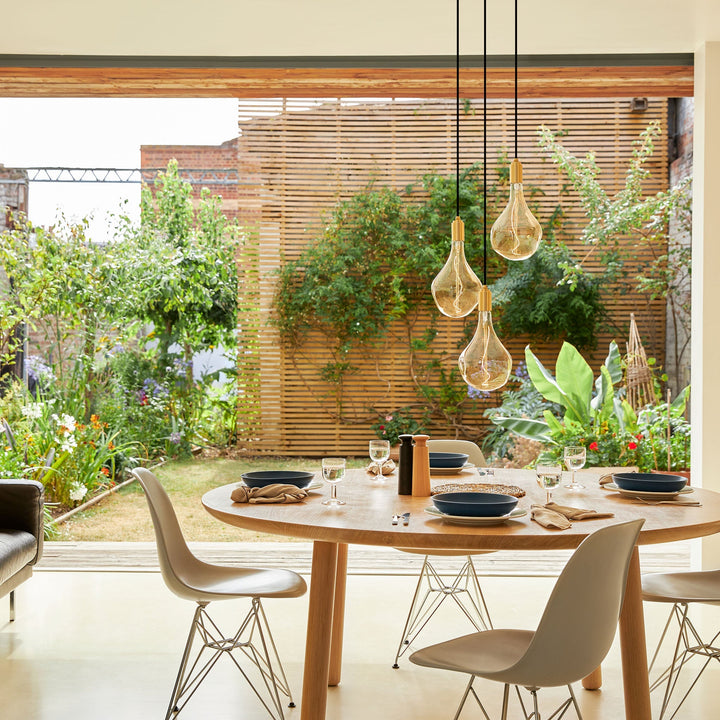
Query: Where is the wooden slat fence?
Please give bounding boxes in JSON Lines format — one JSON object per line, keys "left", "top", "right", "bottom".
{"left": 235, "top": 97, "right": 668, "bottom": 456}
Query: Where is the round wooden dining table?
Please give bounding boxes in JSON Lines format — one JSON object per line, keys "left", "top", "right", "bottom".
{"left": 202, "top": 467, "right": 720, "bottom": 720}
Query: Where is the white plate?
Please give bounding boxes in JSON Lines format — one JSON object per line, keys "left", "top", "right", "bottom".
{"left": 430, "top": 463, "right": 475, "bottom": 476}
{"left": 424, "top": 506, "right": 527, "bottom": 526}
{"left": 604, "top": 482, "right": 693, "bottom": 500}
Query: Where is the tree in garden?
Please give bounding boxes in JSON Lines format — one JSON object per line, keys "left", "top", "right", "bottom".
{"left": 538, "top": 121, "right": 692, "bottom": 381}
{"left": 123, "top": 160, "right": 240, "bottom": 438}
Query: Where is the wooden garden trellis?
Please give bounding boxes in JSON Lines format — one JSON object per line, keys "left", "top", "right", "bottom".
{"left": 626, "top": 312, "right": 658, "bottom": 411}
{"left": 236, "top": 97, "right": 669, "bottom": 456}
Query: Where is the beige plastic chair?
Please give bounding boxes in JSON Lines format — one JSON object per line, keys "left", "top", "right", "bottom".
{"left": 410, "top": 519, "right": 644, "bottom": 720}
{"left": 642, "top": 569, "right": 720, "bottom": 720}
{"left": 392, "top": 439, "right": 493, "bottom": 668}
{"left": 132, "top": 468, "right": 307, "bottom": 720}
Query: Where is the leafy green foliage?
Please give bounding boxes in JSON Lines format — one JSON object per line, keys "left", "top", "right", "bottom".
{"left": 370, "top": 407, "right": 425, "bottom": 446}
{"left": 489, "top": 340, "right": 690, "bottom": 471}
{"left": 493, "top": 240, "right": 603, "bottom": 349}
{"left": 538, "top": 121, "right": 692, "bottom": 377}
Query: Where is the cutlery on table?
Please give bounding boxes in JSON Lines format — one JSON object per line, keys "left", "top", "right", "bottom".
{"left": 392, "top": 514, "right": 400, "bottom": 525}
{"left": 402, "top": 512, "right": 410, "bottom": 526}
{"left": 633, "top": 498, "right": 702, "bottom": 506}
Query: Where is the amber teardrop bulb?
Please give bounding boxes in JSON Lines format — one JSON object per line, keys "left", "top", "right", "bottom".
{"left": 431, "top": 216, "right": 483, "bottom": 318}
{"left": 458, "top": 287, "right": 512, "bottom": 392}
{"left": 490, "top": 159, "right": 542, "bottom": 261}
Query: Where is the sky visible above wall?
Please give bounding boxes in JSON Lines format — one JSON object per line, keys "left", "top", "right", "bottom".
{"left": 0, "top": 97, "right": 238, "bottom": 242}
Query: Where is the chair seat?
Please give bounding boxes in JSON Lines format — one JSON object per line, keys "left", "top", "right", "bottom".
{"left": 642, "top": 569, "right": 720, "bottom": 604}
{"left": 0, "top": 530, "right": 37, "bottom": 587}
{"left": 410, "top": 628, "right": 534, "bottom": 678}
{"left": 394, "top": 547, "right": 493, "bottom": 557}
{"left": 177, "top": 562, "right": 307, "bottom": 603}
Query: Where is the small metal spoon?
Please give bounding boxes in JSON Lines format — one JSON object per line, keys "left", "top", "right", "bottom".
{"left": 633, "top": 497, "right": 702, "bottom": 507}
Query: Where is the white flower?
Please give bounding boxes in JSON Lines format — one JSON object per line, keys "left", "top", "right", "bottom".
{"left": 21, "top": 403, "right": 44, "bottom": 420}
{"left": 52, "top": 413, "right": 77, "bottom": 435}
{"left": 69, "top": 482, "right": 87, "bottom": 502}
{"left": 60, "top": 436, "right": 77, "bottom": 454}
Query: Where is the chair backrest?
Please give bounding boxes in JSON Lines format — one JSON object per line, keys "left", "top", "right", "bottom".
{"left": 132, "top": 468, "right": 203, "bottom": 599}
{"left": 508, "top": 519, "right": 644, "bottom": 688}
{"left": 427, "top": 439, "right": 486, "bottom": 466}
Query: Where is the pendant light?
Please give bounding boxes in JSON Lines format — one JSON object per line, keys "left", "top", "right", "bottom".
{"left": 459, "top": 0, "right": 512, "bottom": 392}
{"left": 431, "top": 0, "right": 482, "bottom": 318}
{"left": 489, "top": 0, "right": 542, "bottom": 262}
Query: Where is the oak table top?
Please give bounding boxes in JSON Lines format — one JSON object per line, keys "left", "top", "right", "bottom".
{"left": 202, "top": 467, "right": 720, "bottom": 551}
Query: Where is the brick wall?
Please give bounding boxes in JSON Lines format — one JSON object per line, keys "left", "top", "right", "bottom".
{"left": 140, "top": 137, "right": 240, "bottom": 221}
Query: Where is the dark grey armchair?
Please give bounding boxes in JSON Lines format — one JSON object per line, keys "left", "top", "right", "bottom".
{"left": 0, "top": 479, "right": 44, "bottom": 621}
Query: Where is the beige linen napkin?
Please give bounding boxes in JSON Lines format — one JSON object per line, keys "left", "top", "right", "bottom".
{"left": 531, "top": 505, "right": 572, "bottom": 530}
{"left": 545, "top": 502, "right": 615, "bottom": 521}
{"left": 366, "top": 459, "right": 396, "bottom": 476}
{"left": 231, "top": 484, "right": 308, "bottom": 504}
{"left": 531, "top": 502, "right": 615, "bottom": 530}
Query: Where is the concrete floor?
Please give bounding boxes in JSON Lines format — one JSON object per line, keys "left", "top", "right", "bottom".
{"left": 1, "top": 569, "right": 719, "bottom": 720}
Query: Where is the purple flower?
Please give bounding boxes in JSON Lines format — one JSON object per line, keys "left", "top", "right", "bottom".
{"left": 467, "top": 385, "right": 490, "bottom": 400}
{"left": 169, "top": 431, "right": 182, "bottom": 445}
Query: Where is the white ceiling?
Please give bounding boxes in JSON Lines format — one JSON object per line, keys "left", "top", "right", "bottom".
{"left": 3, "top": 0, "right": 719, "bottom": 58}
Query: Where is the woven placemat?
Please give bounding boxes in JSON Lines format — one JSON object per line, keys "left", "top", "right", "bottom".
{"left": 431, "top": 482, "right": 526, "bottom": 498}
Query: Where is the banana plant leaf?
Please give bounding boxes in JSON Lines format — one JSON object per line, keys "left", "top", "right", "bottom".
{"left": 490, "top": 415, "right": 552, "bottom": 444}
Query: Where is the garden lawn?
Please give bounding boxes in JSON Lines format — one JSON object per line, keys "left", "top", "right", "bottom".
{"left": 55, "top": 456, "right": 367, "bottom": 542}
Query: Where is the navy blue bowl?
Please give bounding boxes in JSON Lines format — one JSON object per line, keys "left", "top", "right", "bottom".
{"left": 429, "top": 452, "right": 469, "bottom": 469}
{"left": 431, "top": 491, "right": 518, "bottom": 517}
{"left": 612, "top": 472, "right": 687, "bottom": 493}
{"left": 241, "top": 470, "right": 315, "bottom": 489}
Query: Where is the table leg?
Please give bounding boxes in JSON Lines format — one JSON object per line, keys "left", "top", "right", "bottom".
{"left": 618, "top": 547, "right": 652, "bottom": 720}
{"left": 328, "top": 543, "right": 348, "bottom": 687}
{"left": 582, "top": 666, "right": 602, "bottom": 690}
{"left": 301, "top": 541, "right": 338, "bottom": 720}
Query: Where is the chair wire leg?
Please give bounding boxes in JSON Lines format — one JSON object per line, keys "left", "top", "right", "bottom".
{"left": 393, "top": 556, "right": 492, "bottom": 666}
{"left": 164, "top": 600, "right": 294, "bottom": 720}
{"left": 9, "top": 590, "right": 15, "bottom": 622}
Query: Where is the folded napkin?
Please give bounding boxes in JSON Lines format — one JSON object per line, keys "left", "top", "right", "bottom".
{"left": 531, "top": 505, "right": 572, "bottom": 530}
{"left": 531, "top": 502, "right": 615, "bottom": 530}
{"left": 366, "top": 459, "right": 396, "bottom": 476}
{"left": 545, "top": 502, "right": 615, "bottom": 521}
{"left": 231, "top": 484, "right": 308, "bottom": 504}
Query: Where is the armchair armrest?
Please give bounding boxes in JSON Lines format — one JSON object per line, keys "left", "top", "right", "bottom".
{"left": 0, "top": 479, "right": 44, "bottom": 564}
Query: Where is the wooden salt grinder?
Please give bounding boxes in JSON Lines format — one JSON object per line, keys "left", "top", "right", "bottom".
{"left": 411, "top": 434, "right": 431, "bottom": 497}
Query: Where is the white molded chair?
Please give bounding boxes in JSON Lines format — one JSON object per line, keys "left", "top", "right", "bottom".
{"left": 132, "top": 468, "right": 307, "bottom": 720}
{"left": 392, "top": 439, "right": 493, "bottom": 668}
{"left": 410, "top": 519, "right": 644, "bottom": 720}
{"left": 642, "top": 569, "right": 720, "bottom": 720}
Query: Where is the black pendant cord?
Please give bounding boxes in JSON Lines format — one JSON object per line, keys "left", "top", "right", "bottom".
{"left": 482, "top": 0, "right": 487, "bottom": 285}
{"left": 514, "top": 0, "right": 518, "bottom": 159}
{"left": 456, "top": 0, "right": 460, "bottom": 218}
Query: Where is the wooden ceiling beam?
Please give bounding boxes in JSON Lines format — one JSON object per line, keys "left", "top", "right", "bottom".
{"left": 0, "top": 65, "right": 693, "bottom": 98}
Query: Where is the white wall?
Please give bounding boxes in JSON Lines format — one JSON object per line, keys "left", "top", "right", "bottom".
{"left": 2, "top": 0, "right": 719, "bottom": 57}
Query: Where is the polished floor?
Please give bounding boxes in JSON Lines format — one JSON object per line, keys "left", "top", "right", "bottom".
{"left": 1, "top": 565, "right": 719, "bottom": 719}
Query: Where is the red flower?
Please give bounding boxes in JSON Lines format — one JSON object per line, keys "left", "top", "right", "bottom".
{"left": 635, "top": 433, "right": 643, "bottom": 441}
{"left": 628, "top": 441, "right": 638, "bottom": 450}
{"left": 589, "top": 442, "right": 599, "bottom": 451}
{"left": 379, "top": 425, "right": 385, "bottom": 431}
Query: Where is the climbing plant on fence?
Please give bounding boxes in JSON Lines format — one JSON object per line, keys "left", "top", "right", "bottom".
{"left": 273, "top": 163, "right": 598, "bottom": 437}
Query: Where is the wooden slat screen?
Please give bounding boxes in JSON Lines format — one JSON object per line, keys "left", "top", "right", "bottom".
{"left": 236, "top": 97, "right": 668, "bottom": 456}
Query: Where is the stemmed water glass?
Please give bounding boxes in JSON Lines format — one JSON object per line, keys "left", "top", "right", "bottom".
{"left": 564, "top": 446, "right": 586, "bottom": 490}
{"left": 536, "top": 464, "right": 562, "bottom": 504}
{"left": 322, "top": 457, "right": 347, "bottom": 506}
{"left": 368, "top": 439, "right": 391, "bottom": 480}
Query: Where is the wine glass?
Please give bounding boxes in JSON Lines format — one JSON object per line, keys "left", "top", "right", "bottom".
{"left": 368, "top": 439, "right": 390, "bottom": 480}
{"left": 564, "top": 446, "right": 586, "bottom": 490}
{"left": 536, "top": 464, "right": 562, "bottom": 504}
{"left": 322, "top": 457, "right": 346, "bottom": 506}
